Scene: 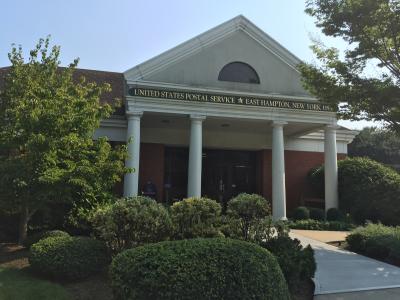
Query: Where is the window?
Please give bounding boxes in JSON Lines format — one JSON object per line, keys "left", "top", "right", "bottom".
{"left": 218, "top": 62, "right": 260, "bottom": 84}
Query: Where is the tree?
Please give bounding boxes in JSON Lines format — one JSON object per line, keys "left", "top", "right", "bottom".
{"left": 348, "top": 127, "right": 400, "bottom": 169}
{"left": 0, "top": 37, "right": 128, "bottom": 244}
{"left": 299, "top": 0, "right": 400, "bottom": 134}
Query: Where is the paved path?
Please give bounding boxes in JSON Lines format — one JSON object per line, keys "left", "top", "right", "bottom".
{"left": 291, "top": 229, "right": 348, "bottom": 244}
{"left": 290, "top": 231, "right": 400, "bottom": 297}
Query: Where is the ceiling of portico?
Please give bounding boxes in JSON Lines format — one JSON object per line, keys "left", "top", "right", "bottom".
{"left": 141, "top": 112, "right": 324, "bottom": 137}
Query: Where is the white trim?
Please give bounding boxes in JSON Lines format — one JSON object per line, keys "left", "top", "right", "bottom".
{"left": 127, "top": 96, "right": 337, "bottom": 125}
{"left": 124, "top": 15, "right": 304, "bottom": 81}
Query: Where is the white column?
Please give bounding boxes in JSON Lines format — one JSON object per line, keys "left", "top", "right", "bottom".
{"left": 324, "top": 125, "right": 339, "bottom": 211}
{"left": 123, "top": 111, "right": 143, "bottom": 197}
{"left": 272, "top": 121, "right": 287, "bottom": 220}
{"left": 187, "top": 114, "right": 205, "bottom": 198}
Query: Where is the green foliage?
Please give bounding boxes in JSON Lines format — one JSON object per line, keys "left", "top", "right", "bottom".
{"left": 326, "top": 208, "right": 344, "bottom": 221}
{"left": 0, "top": 267, "right": 70, "bottom": 300}
{"left": 0, "top": 37, "right": 128, "bottom": 243}
{"left": 110, "top": 238, "right": 290, "bottom": 300}
{"left": 91, "top": 196, "right": 172, "bottom": 254}
{"left": 346, "top": 223, "right": 400, "bottom": 266}
{"left": 261, "top": 236, "right": 316, "bottom": 292}
{"left": 226, "top": 193, "right": 271, "bottom": 241}
{"left": 309, "top": 207, "right": 325, "bottom": 221}
{"left": 292, "top": 206, "right": 310, "bottom": 220}
{"left": 29, "top": 235, "right": 110, "bottom": 280}
{"left": 23, "top": 230, "right": 70, "bottom": 249}
{"left": 348, "top": 127, "right": 400, "bottom": 168}
{"left": 309, "top": 157, "right": 400, "bottom": 225}
{"left": 289, "top": 219, "right": 355, "bottom": 231}
{"left": 300, "top": 0, "right": 400, "bottom": 133}
{"left": 346, "top": 223, "right": 395, "bottom": 253}
{"left": 170, "top": 197, "right": 222, "bottom": 239}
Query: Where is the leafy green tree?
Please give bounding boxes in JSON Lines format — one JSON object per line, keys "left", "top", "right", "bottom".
{"left": 0, "top": 37, "right": 128, "bottom": 244}
{"left": 348, "top": 127, "right": 400, "bottom": 168}
{"left": 299, "top": 0, "right": 400, "bottom": 134}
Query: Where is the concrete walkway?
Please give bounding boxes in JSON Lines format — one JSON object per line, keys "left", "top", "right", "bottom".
{"left": 290, "top": 231, "right": 400, "bottom": 298}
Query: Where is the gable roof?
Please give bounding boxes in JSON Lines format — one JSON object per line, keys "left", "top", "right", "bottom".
{"left": 124, "top": 15, "right": 304, "bottom": 82}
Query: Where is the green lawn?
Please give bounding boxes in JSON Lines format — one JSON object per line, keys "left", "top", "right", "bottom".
{"left": 0, "top": 267, "right": 70, "bottom": 300}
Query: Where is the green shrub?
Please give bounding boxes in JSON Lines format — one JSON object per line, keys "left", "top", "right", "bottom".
{"left": 326, "top": 208, "right": 344, "bottom": 221}
{"left": 346, "top": 224, "right": 400, "bottom": 266}
{"left": 170, "top": 197, "right": 221, "bottom": 239}
{"left": 91, "top": 196, "right": 172, "bottom": 253}
{"left": 309, "top": 157, "right": 400, "bottom": 225}
{"left": 110, "top": 238, "right": 290, "bottom": 300}
{"left": 30, "top": 236, "right": 110, "bottom": 280}
{"left": 226, "top": 193, "right": 271, "bottom": 241}
{"left": 292, "top": 206, "right": 310, "bottom": 220}
{"left": 23, "top": 230, "right": 70, "bottom": 249}
{"left": 289, "top": 219, "right": 355, "bottom": 231}
{"left": 364, "top": 235, "right": 392, "bottom": 259}
{"left": 261, "top": 236, "right": 316, "bottom": 291}
{"left": 309, "top": 207, "right": 325, "bottom": 221}
{"left": 346, "top": 223, "right": 396, "bottom": 253}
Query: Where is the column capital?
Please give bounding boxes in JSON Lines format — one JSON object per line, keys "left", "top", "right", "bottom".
{"left": 126, "top": 111, "right": 143, "bottom": 120}
{"left": 272, "top": 120, "right": 288, "bottom": 127}
{"left": 325, "top": 124, "right": 340, "bottom": 131}
{"left": 189, "top": 114, "right": 206, "bottom": 122}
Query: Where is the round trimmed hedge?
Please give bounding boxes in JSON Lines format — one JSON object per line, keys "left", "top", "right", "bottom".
{"left": 91, "top": 196, "right": 173, "bottom": 253}
{"left": 23, "top": 230, "right": 70, "bottom": 249}
{"left": 292, "top": 206, "right": 310, "bottom": 221}
{"left": 110, "top": 238, "right": 290, "bottom": 300}
{"left": 308, "top": 157, "right": 400, "bottom": 225}
{"left": 30, "top": 235, "right": 110, "bottom": 280}
{"left": 170, "top": 197, "right": 222, "bottom": 239}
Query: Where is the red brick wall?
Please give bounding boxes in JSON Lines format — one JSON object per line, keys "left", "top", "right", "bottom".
{"left": 259, "top": 149, "right": 346, "bottom": 214}
{"left": 139, "top": 143, "right": 165, "bottom": 202}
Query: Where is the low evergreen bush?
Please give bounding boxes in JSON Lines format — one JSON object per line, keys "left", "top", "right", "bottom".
{"left": 292, "top": 206, "right": 310, "bottom": 220}
{"left": 23, "top": 230, "right": 70, "bottom": 249}
{"left": 309, "top": 207, "right": 325, "bottom": 221}
{"left": 110, "top": 238, "right": 290, "bottom": 300}
{"left": 90, "top": 196, "right": 172, "bottom": 253}
{"left": 346, "top": 223, "right": 396, "bottom": 253}
{"left": 170, "top": 197, "right": 221, "bottom": 239}
{"left": 226, "top": 193, "right": 271, "bottom": 241}
{"left": 326, "top": 208, "right": 344, "bottom": 221}
{"left": 30, "top": 235, "right": 110, "bottom": 280}
{"left": 346, "top": 223, "right": 400, "bottom": 266}
{"left": 288, "top": 219, "right": 355, "bottom": 231}
{"left": 260, "top": 236, "right": 316, "bottom": 292}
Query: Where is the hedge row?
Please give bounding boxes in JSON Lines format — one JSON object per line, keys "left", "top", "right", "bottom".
{"left": 289, "top": 219, "right": 355, "bottom": 231}
{"left": 346, "top": 223, "right": 400, "bottom": 265}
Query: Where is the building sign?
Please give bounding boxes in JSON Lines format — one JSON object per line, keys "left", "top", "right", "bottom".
{"left": 129, "top": 86, "right": 333, "bottom": 112}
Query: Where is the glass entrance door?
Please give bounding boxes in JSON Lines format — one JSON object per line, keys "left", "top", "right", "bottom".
{"left": 202, "top": 149, "right": 257, "bottom": 210}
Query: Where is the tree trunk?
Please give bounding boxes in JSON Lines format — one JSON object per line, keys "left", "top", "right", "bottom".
{"left": 18, "top": 205, "right": 29, "bottom": 245}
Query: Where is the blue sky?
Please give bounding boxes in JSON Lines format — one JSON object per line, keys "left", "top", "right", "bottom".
{"left": 1, "top": 0, "right": 376, "bottom": 129}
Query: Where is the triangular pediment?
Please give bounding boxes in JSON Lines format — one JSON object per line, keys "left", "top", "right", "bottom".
{"left": 124, "top": 15, "right": 311, "bottom": 98}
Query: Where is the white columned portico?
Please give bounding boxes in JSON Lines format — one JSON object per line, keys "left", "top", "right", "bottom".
{"left": 324, "top": 125, "right": 339, "bottom": 211}
{"left": 123, "top": 111, "right": 143, "bottom": 197}
{"left": 187, "top": 114, "right": 206, "bottom": 198}
{"left": 272, "top": 121, "right": 287, "bottom": 220}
